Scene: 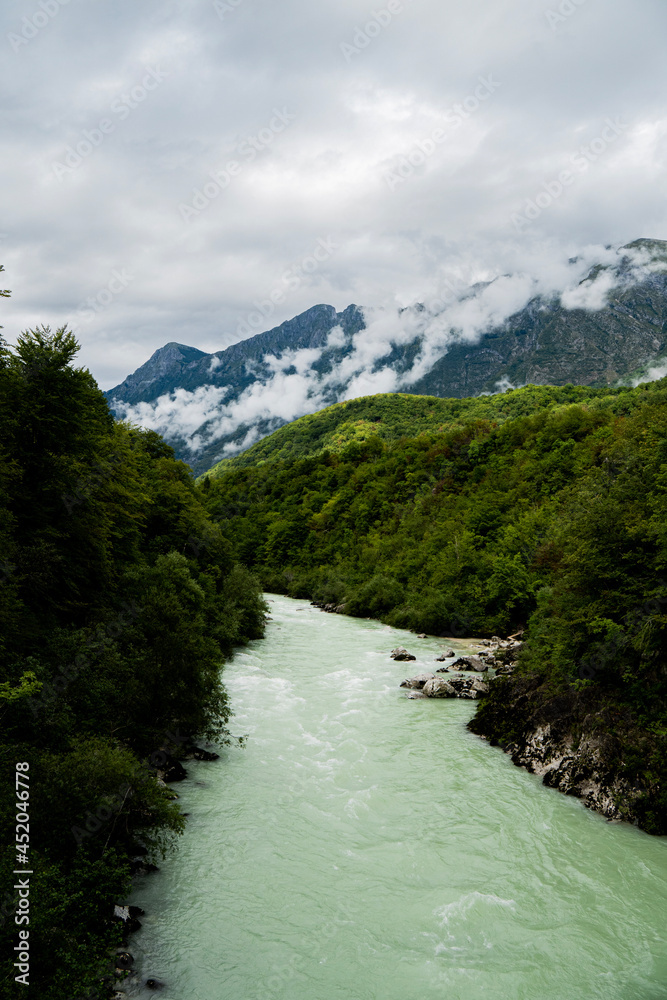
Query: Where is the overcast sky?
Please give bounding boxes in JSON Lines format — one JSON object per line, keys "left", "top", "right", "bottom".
{"left": 1, "top": 0, "right": 666, "bottom": 389}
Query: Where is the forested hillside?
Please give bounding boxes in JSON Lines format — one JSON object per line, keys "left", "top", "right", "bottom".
{"left": 202, "top": 380, "right": 667, "bottom": 832}
{"left": 204, "top": 383, "right": 633, "bottom": 477}
{"left": 0, "top": 322, "right": 266, "bottom": 998}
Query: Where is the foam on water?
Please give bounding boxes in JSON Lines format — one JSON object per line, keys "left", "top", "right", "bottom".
{"left": 126, "top": 595, "right": 667, "bottom": 1000}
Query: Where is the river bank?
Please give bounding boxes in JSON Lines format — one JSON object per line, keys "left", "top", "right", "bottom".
{"left": 469, "top": 669, "right": 666, "bottom": 834}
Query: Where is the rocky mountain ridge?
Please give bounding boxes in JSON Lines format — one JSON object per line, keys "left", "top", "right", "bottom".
{"left": 106, "top": 239, "right": 667, "bottom": 475}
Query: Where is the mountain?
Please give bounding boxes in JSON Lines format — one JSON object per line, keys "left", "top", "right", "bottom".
{"left": 105, "top": 239, "right": 667, "bottom": 475}
{"left": 107, "top": 342, "right": 209, "bottom": 405}
{"left": 411, "top": 247, "right": 667, "bottom": 398}
{"left": 108, "top": 304, "right": 365, "bottom": 408}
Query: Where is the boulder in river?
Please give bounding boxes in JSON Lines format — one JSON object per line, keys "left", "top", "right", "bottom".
{"left": 113, "top": 904, "right": 144, "bottom": 937}
{"left": 400, "top": 673, "right": 436, "bottom": 689}
{"left": 423, "top": 675, "right": 489, "bottom": 699}
{"left": 435, "top": 649, "right": 456, "bottom": 661}
{"left": 115, "top": 952, "right": 134, "bottom": 974}
{"left": 181, "top": 745, "right": 220, "bottom": 762}
{"left": 162, "top": 755, "right": 187, "bottom": 782}
{"left": 391, "top": 646, "right": 417, "bottom": 661}
{"left": 450, "top": 655, "right": 488, "bottom": 672}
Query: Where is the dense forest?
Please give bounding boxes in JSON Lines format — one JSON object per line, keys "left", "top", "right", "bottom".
{"left": 203, "top": 380, "right": 667, "bottom": 832}
{"left": 0, "top": 304, "right": 266, "bottom": 996}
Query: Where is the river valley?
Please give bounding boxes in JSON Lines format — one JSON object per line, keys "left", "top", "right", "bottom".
{"left": 126, "top": 595, "right": 667, "bottom": 999}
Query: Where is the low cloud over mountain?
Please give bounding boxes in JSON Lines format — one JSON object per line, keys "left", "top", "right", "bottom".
{"left": 107, "top": 239, "right": 667, "bottom": 474}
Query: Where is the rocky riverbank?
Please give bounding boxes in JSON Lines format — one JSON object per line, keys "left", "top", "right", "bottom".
{"left": 393, "top": 631, "right": 664, "bottom": 834}
{"left": 395, "top": 634, "right": 523, "bottom": 700}
{"left": 109, "top": 742, "right": 220, "bottom": 998}
{"left": 468, "top": 665, "right": 664, "bottom": 834}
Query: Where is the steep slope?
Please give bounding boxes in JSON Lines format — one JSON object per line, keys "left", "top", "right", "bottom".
{"left": 413, "top": 263, "right": 667, "bottom": 398}
{"left": 202, "top": 382, "right": 628, "bottom": 478}
{"left": 111, "top": 342, "right": 209, "bottom": 405}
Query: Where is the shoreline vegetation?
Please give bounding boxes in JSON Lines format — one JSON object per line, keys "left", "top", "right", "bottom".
{"left": 0, "top": 327, "right": 266, "bottom": 998}
{"left": 202, "top": 379, "right": 667, "bottom": 835}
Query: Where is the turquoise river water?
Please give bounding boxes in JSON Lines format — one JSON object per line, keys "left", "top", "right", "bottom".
{"left": 126, "top": 594, "right": 667, "bottom": 999}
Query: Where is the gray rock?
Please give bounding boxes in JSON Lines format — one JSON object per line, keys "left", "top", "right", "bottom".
{"left": 450, "top": 656, "right": 488, "bottom": 672}
{"left": 400, "top": 672, "right": 436, "bottom": 689}
{"left": 424, "top": 675, "right": 489, "bottom": 699}
{"left": 435, "top": 648, "right": 456, "bottom": 661}
{"left": 391, "top": 646, "right": 417, "bottom": 661}
{"left": 115, "top": 952, "right": 134, "bottom": 974}
{"left": 417, "top": 633, "right": 427, "bottom": 638}
{"left": 423, "top": 676, "right": 456, "bottom": 698}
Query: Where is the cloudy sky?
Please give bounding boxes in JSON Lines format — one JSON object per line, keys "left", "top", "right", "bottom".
{"left": 1, "top": 0, "right": 666, "bottom": 389}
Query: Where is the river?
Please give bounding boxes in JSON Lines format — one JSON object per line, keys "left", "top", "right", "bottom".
{"left": 126, "top": 594, "right": 667, "bottom": 999}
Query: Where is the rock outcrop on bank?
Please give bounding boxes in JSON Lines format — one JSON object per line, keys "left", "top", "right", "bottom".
{"left": 400, "top": 672, "right": 489, "bottom": 699}
{"left": 443, "top": 655, "right": 488, "bottom": 673}
{"left": 468, "top": 667, "right": 663, "bottom": 834}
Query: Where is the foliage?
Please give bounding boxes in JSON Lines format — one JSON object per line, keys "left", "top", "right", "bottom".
{"left": 202, "top": 383, "right": 636, "bottom": 478}
{"left": 0, "top": 325, "right": 267, "bottom": 998}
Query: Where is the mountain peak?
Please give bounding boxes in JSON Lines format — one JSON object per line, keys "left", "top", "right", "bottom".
{"left": 152, "top": 342, "right": 208, "bottom": 360}
{"left": 621, "top": 238, "right": 667, "bottom": 262}
{"left": 107, "top": 341, "right": 211, "bottom": 403}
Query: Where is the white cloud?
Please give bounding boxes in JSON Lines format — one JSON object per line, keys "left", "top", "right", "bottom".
{"left": 0, "top": 0, "right": 666, "bottom": 391}
{"left": 326, "top": 325, "right": 347, "bottom": 348}
{"left": 632, "top": 359, "right": 667, "bottom": 387}
{"left": 560, "top": 269, "right": 618, "bottom": 311}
